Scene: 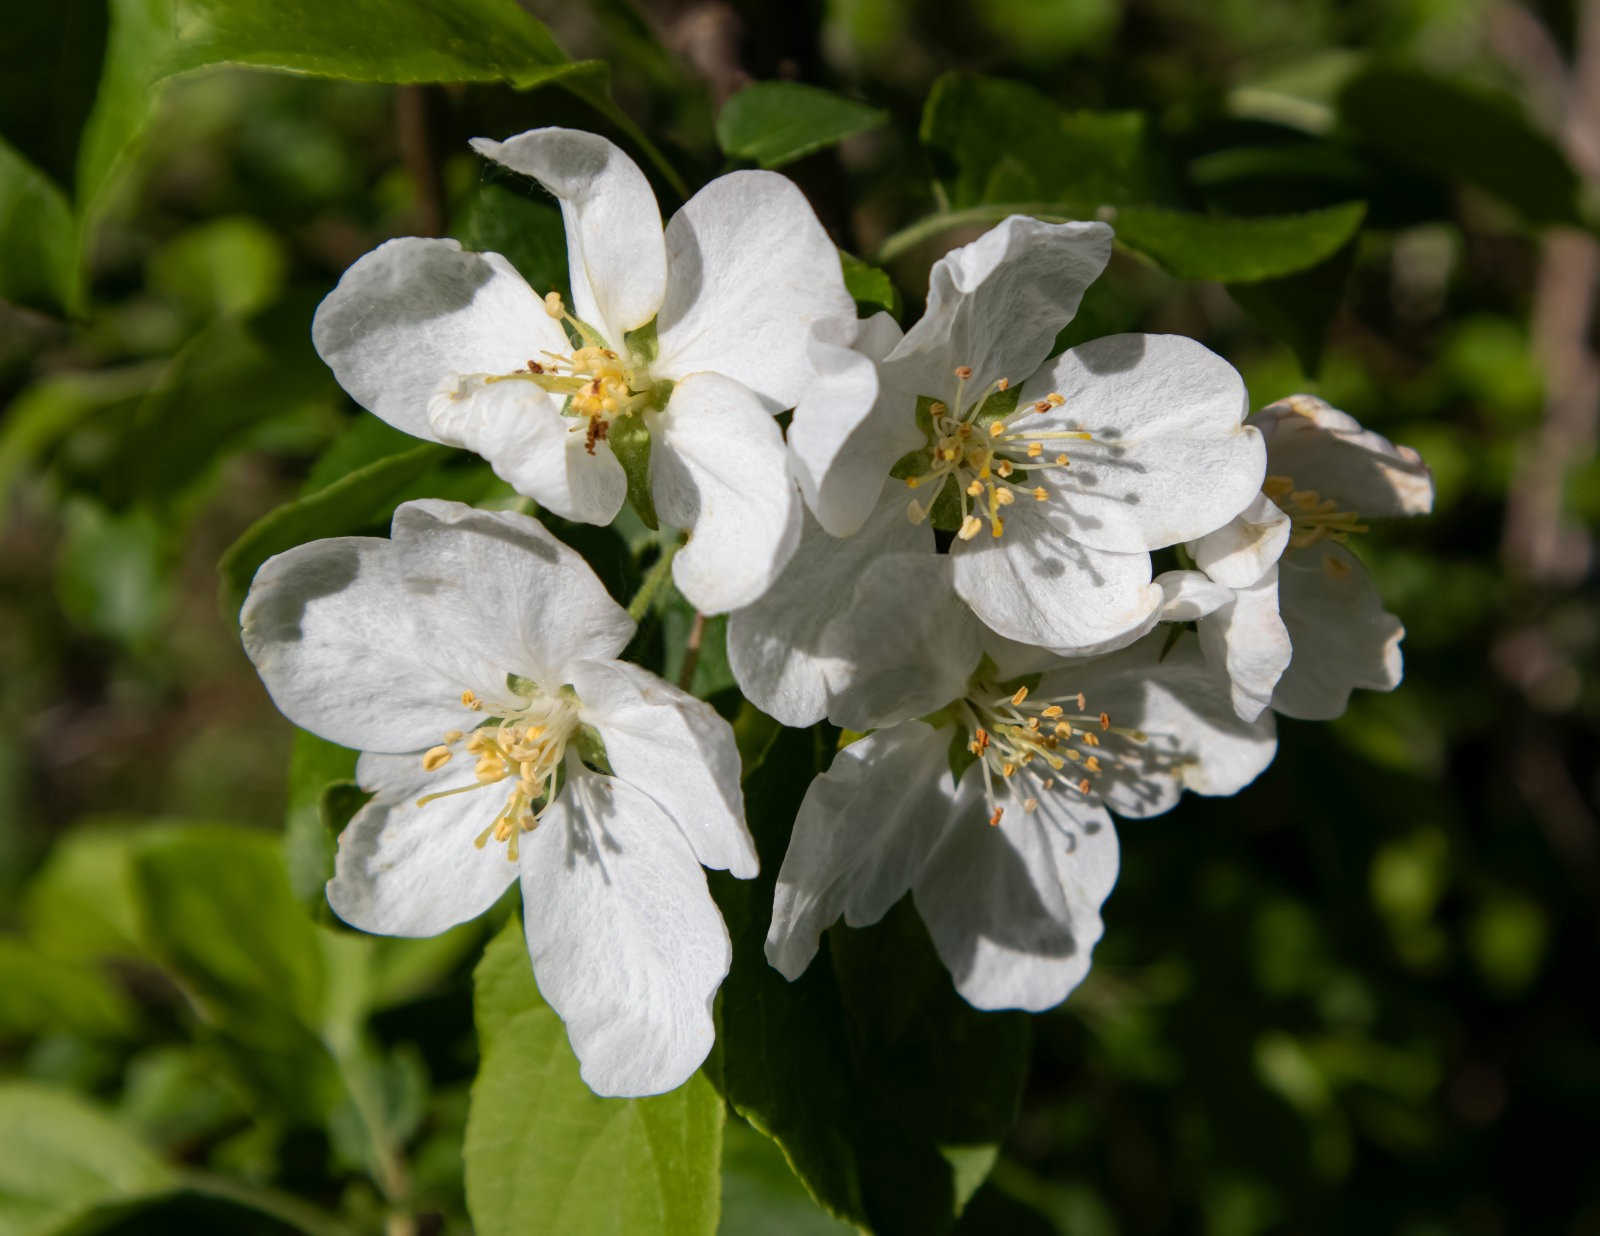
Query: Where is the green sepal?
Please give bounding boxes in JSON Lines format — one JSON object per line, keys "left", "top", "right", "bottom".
{"left": 608, "top": 410, "right": 658, "bottom": 530}
{"left": 972, "top": 384, "right": 1020, "bottom": 425}
{"left": 623, "top": 319, "right": 660, "bottom": 368}
{"left": 571, "top": 724, "right": 612, "bottom": 775}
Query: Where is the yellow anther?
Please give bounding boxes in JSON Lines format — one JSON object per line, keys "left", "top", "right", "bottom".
{"left": 1082, "top": 732, "right": 1100, "bottom": 747}
{"left": 461, "top": 689, "right": 482, "bottom": 709}
{"left": 422, "top": 745, "right": 453, "bottom": 771}
{"left": 1027, "top": 442, "right": 1043, "bottom": 457}
{"left": 543, "top": 291, "right": 565, "bottom": 318}
{"left": 996, "top": 377, "right": 1010, "bottom": 391}
{"left": 442, "top": 729, "right": 464, "bottom": 743}
{"left": 1084, "top": 756, "right": 1101, "bottom": 773}
{"left": 1046, "top": 393, "right": 1065, "bottom": 406}
{"left": 966, "top": 479, "right": 983, "bottom": 496}
{"left": 930, "top": 402, "right": 947, "bottom": 416}
{"left": 1065, "top": 748, "right": 1083, "bottom": 762}
{"left": 995, "top": 488, "right": 1015, "bottom": 506}
{"left": 1011, "top": 686, "right": 1029, "bottom": 706}
{"left": 1055, "top": 453, "right": 1070, "bottom": 466}
{"left": 1032, "top": 400, "right": 1051, "bottom": 414}
{"left": 955, "top": 365, "right": 973, "bottom": 380}
{"left": 1099, "top": 711, "right": 1111, "bottom": 730}
{"left": 988, "top": 806, "right": 1004, "bottom": 828}
{"left": 1077, "top": 777, "right": 1091, "bottom": 794}
{"left": 904, "top": 475, "right": 921, "bottom": 488}
{"left": 958, "top": 514, "right": 984, "bottom": 540}
{"left": 1042, "top": 705, "right": 1063, "bottom": 718}
{"left": 1054, "top": 720, "right": 1073, "bottom": 737}
{"left": 1023, "top": 796, "right": 1039, "bottom": 812}
{"left": 1032, "top": 486, "right": 1048, "bottom": 501}
{"left": 988, "top": 422, "right": 1004, "bottom": 438}
{"left": 996, "top": 460, "right": 1014, "bottom": 478}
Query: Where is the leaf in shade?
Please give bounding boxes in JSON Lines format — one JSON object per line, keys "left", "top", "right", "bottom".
{"left": 717, "top": 82, "right": 888, "bottom": 169}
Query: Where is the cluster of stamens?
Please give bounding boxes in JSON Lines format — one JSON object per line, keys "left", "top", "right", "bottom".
{"left": 1263, "top": 475, "right": 1369, "bottom": 549}
{"left": 414, "top": 686, "right": 579, "bottom": 862}
{"left": 904, "top": 365, "right": 1093, "bottom": 540}
{"left": 961, "top": 683, "right": 1146, "bottom": 827}
{"left": 484, "top": 292, "right": 647, "bottom": 454}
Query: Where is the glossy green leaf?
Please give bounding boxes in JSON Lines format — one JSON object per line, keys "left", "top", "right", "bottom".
{"left": 840, "top": 250, "right": 900, "bottom": 318}
{"left": 1228, "top": 238, "right": 1358, "bottom": 374}
{"left": 1338, "top": 66, "right": 1581, "bottom": 227}
{"left": 921, "top": 72, "right": 1171, "bottom": 212}
{"left": 464, "top": 918, "right": 724, "bottom": 1236}
{"left": 0, "top": 1083, "right": 177, "bottom": 1236}
{"left": 0, "top": 136, "right": 77, "bottom": 314}
{"left": 1113, "top": 201, "right": 1366, "bottom": 282}
{"left": 717, "top": 81, "right": 887, "bottom": 168}
{"left": 719, "top": 1119, "right": 855, "bottom": 1236}
{"left": 217, "top": 441, "right": 451, "bottom": 619}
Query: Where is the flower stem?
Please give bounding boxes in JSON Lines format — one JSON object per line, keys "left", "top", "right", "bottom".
{"left": 875, "top": 202, "right": 1084, "bottom": 264}
{"left": 627, "top": 541, "right": 679, "bottom": 622}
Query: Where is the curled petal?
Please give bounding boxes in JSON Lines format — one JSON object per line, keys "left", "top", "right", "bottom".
{"left": 471, "top": 128, "right": 666, "bottom": 343}
{"left": 1254, "top": 394, "right": 1433, "bottom": 518}
{"left": 650, "top": 373, "right": 802, "bottom": 614}
{"left": 1272, "top": 543, "right": 1404, "bottom": 720}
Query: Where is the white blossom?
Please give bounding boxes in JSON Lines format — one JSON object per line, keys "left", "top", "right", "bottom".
{"left": 765, "top": 633, "right": 1276, "bottom": 1010}
{"left": 1186, "top": 394, "right": 1433, "bottom": 721}
{"left": 240, "top": 499, "right": 756, "bottom": 1097}
{"left": 312, "top": 127, "right": 857, "bottom": 614}
{"left": 787, "top": 214, "right": 1267, "bottom": 653}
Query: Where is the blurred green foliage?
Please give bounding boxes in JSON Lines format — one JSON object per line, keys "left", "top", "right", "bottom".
{"left": 3, "top": 0, "right": 1598, "bottom": 1233}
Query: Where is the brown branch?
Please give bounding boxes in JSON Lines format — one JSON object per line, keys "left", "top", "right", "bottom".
{"left": 395, "top": 86, "right": 445, "bottom": 238}
{"left": 1497, "top": 0, "right": 1600, "bottom": 585}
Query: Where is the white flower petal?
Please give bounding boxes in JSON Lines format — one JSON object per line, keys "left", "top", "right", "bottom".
{"left": 826, "top": 552, "right": 984, "bottom": 731}
{"left": 1196, "top": 566, "right": 1292, "bottom": 723}
{"left": 650, "top": 373, "right": 802, "bottom": 614}
{"left": 728, "top": 489, "right": 932, "bottom": 726}
{"left": 470, "top": 128, "right": 666, "bottom": 342}
{"left": 428, "top": 376, "right": 626, "bottom": 524}
{"left": 1016, "top": 334, "right": 1264, "bottom": 553}
{"left": 1057, "top": 633, "right": 1277, "bottom": 818}
{"left": 654, "top": 171, "right": 854, "bottom": 408}
{"left": 789, "top": 313, "right": 921, "bottom": 537}
{"left": 326, "top": 751, "right": 519, "bottom": 936}
{"left": 886, "top": 215, "right": 1113, "bottom": 397}
{"left": 241, "top": 534, "right": 475, "bottom": 752}
{"left": 390, "top": 500, "right": 635, "bottom": 689}
{"left": 1255, "top": 394, "right": 1434, "bottom": 517}
{"left": 568, "top": 659, "right": 756, "bottom": 878}
{"left": 1155, "top": 569, "right": 1233, "bottom": 622}
{"left": 1188, "top": 491, "right": 1292, "bottom": 590}
{"left": 312, "top": 237, "right": 562, "bottom": 440}
{"left": 1272, "top": 543, "right": 1404, "bottom": 720}
{"left": 766, "top": 722, "right": 953, "bottom": 980}
{"left": 915, "top": 770, "right": 1118, "bottom": 1012}
{"left": 951, "top": 499, "right": 1162, "bottom": 652}
{"left": 520, "top": 766, "right": 729, "bottom": 1097}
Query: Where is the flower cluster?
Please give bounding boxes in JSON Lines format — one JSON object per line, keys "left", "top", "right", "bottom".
{"left": 240, "top": 127, "right": 1431, "bottom": 1096}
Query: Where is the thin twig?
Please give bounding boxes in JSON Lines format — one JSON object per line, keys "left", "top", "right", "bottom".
{"left": 396, "top": 86, "right": 445, "bottom": 238}
{"left": 626, "top": 541, "right": 679, "bottom": 622}
{"left": 678, "top": 610, "right": 706, "bottom": 690}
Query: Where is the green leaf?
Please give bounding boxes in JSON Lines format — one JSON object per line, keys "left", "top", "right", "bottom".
{"left": 921, "top": 73, "right": 1172, "bottom": 213}
{"left": 0, "top": 939, "right": 138, "bottom": 1038}
{"left": 0, "top": 136, "right": 78, "bottom": 314}
{"left": 1337, "top": 66, "right": 1581, "bottom": 227}
{"left": 454, "top": 179, "right": 571, "bottom": 301}
{"left": 717, "top": 81, "right": 887, "bottom": 169}
{"left": 284, "top": 730, "right": 358, "bottom": 907}
{"left": 133, "top": 825, "right": 327, "bottom": 1030}
{"left": 719, "top": 1119, "right": 855, "bottom": 1236}
{"left": 217, "top": 441, "right": 451, "bottom": 618}
{"left": 464, "top": 919, "right": 724, "bottom": 1236}
{"left": 1112, "top": 201, "right": 1367, "bottom": 283}
{"left": 73, "top": 0, "right": 681, "bottom": 307}
{"left": 609, "top": 411, "right": 659, "bottom": 530}
{"left": 146, "top": 216, "right": 288, "bottom": 320}
{"left": 839, "top": 250, "right": 900, "bottom": 318}
{"left": 22, "top": 824, "right": 152, "bottom": 963}
{"left": 0, "top": 1083, "right": 177, "bottom": 1236}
